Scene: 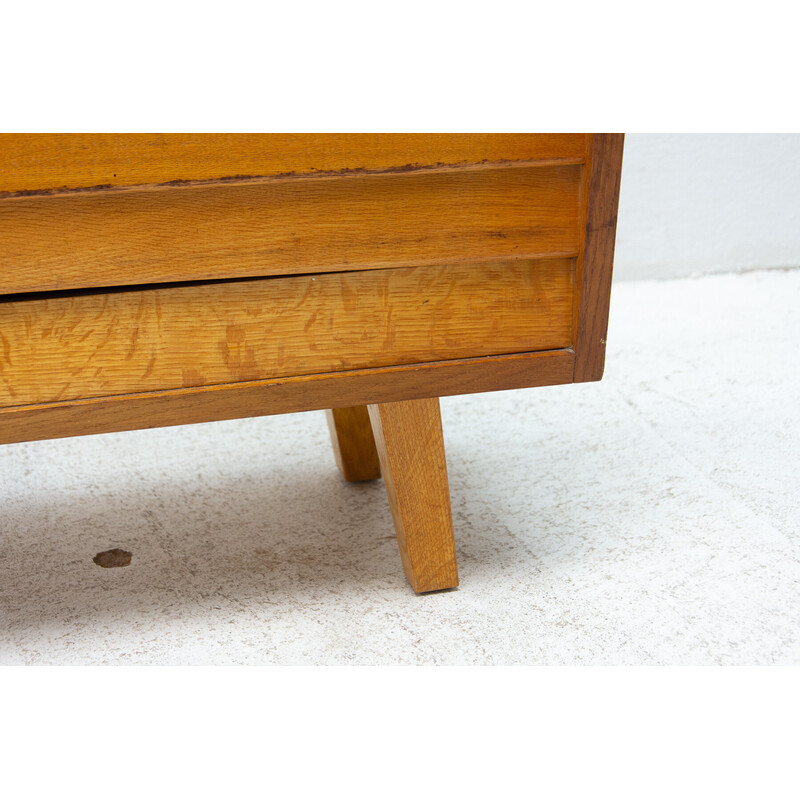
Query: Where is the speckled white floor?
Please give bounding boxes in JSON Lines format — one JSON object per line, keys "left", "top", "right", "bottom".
{"left": 1, "top": 268, "right": 798, "bottom": 665}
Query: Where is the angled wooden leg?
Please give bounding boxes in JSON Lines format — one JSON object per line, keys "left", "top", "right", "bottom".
{"left": 367, "top": 398, "right": 459, "bottom": 593}
{"left": 326, "top": 406, "right": 381, "bottom": 482}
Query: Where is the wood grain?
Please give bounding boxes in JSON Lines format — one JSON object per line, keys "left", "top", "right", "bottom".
{"left": 326, "top": 406, "right": 381, "bottom": 482}
{"left": 0, "top": 133, "right": 588, "bottom": 195}
{"left": 0, "top": 258, "right": 573, "bottom": 407}
{"left": 0, "top": 132, "right": 625, "bottom": 596}
{"left": 368, "top": 398, "right": 458, "bottom": 592}
{"left": 0, "top": 164, "right": 582, "bottom": 294}
{"left": 573, "top": 134, "right": 625, "bottom": 382}
{"left": 0, "top": 349, "right": 575, "bottom": 445}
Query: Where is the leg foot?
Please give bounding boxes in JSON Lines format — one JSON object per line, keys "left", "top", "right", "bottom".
{"left": 368, "top": 398, "right": 458, "bottom": 593}
{"left": 326, "top": 406, "right": 381, "bottom": 482}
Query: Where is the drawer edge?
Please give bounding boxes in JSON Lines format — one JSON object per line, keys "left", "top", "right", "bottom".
{"left": 0, "top": 349, "right": 575, "bottom": 444}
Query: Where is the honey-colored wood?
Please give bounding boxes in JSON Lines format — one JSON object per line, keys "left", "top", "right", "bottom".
{"left": 573, "top": 134, "right": 625, "bottom": 382}
{"left": 0, "top": 133, "right": 625, "bottom": 594}
{"left": 0, "top": 349, "right": 576, "bottom": 445}
{"left": 0, "top": 164, "right": 582, "bottom": 294}
{"left": 0, "top": 258, "right": 573, "bottom": 407}
{"left": 326, "top": 406, "right": 381, "bottom": 482}
{"left": 0, "top": 133, "right": 588, "bottom": 195}
{"left": 368, "top": 398, "right": 458, "bottom": 593}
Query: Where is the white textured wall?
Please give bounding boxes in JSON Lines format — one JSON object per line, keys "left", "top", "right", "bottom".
{"left": 613, "top": 134, "right": 800, "bottom": 280}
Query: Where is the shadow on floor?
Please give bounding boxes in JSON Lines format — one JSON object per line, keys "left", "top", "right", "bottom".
{"left": 1, "top": 458, "right": 549, "bottom": 632}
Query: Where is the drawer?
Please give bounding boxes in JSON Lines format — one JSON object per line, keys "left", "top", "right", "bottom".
{"left": 0, "top": 163, "right": 582, "bottom": 295}
{"left": 0, "top": 258, "right": 573, "bottom": 407}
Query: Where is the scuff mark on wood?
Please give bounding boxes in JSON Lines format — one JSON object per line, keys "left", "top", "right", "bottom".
{"left": 0, "top": 156, "right": 585, "bottom": 200}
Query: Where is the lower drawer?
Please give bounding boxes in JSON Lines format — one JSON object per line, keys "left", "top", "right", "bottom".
{"left": 0, "top": 257, "right": 573, "bottom": 407}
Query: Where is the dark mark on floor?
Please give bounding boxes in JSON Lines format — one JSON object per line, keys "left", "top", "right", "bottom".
{"left": 93, "top": 548, "right": 132, "bottom": 568}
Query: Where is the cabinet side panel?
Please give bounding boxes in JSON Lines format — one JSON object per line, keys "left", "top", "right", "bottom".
{"left": 573, "top": 134, "right": 624, "bottom": 382}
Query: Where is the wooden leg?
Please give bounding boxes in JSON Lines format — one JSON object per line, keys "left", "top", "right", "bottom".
{"left": 326, "top": 406, "right": 381, "bottom": 482}
{"left": 367, "top": 398, "right": 459, "bottom": 593}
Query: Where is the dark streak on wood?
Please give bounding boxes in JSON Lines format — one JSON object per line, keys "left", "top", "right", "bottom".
{"left": 2, "top": 183, "right": 116, "bottom": 198}
{"left": 0, "top": 156, "right": 586, "bottom": 201}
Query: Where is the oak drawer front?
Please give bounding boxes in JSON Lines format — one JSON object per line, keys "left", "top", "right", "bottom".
{"left": 0, "top": 133, "right": 587, "bottom": 195}
{"left": 0, "top": 258, "right": 573, "bottom": 407}
{"left": 0, "top": 164, "right": 582, "bottom": 295}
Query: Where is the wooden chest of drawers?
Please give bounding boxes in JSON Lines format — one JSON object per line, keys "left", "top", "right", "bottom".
{"left": 0, "top": 133, "right": 624, "bottom": 592}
